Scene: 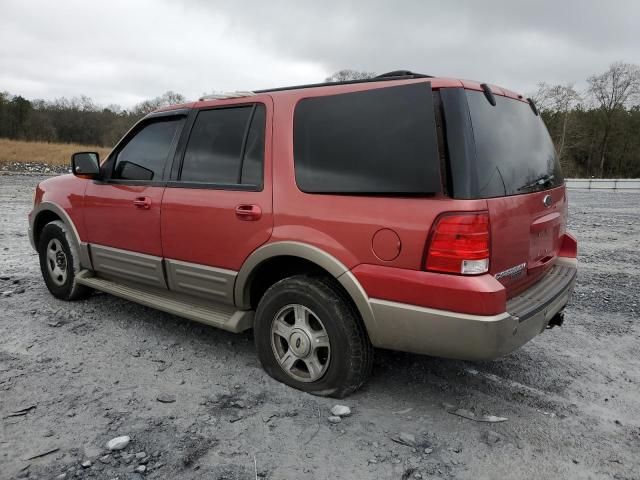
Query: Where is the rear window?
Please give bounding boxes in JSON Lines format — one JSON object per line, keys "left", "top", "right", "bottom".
{"left": 293, "top": 83, "right": 441, "bottom": 194}
{"left": 466, "top": 90, "right": 563, "bottom": 198}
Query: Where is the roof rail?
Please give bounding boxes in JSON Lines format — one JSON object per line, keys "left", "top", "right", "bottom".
{"left": 199, "top": 91, "right": 257, "bottom": 101}
{"left": 254, "top": 70, "right": 433, "bottom": 94}
{"left": 374, "top": 70, "right": 433, "bottom": 79}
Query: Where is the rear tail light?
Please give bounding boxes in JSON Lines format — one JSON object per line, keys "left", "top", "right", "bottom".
{"left": 425, "top": 212, "right": 490, "bottom": 275}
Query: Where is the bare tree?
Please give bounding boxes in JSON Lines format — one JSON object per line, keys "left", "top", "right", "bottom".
{"left": 587, "top": 62, "right": 640, "bottom": 176}
{"left": 530, "top": 82, "right": 553, "bottom": 112}
{"left": 532, "top": 82, "right": 582, "bottom": 164}
{"left": 325, "top": 70, "right": 377, "bottom": 82}
{"left": 132, "top": 91, "right": 186, "bottom": 116}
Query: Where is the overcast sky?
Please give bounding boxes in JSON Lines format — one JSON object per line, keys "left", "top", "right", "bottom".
{"left": 2, "top": 0, "right": 639, "bottom": 107}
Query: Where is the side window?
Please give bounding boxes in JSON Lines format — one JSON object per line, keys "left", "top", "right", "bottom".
{"left": 179, "top": 105, "right": 265, "bottom": 187}
{"left": 241, "top": 106, "right": 266, "bottom": 186}
{"left": 293, "top": 83, "right": 441, "bottom": 194}
{"left": 113, "top": 118, "right": 182, "bottom": 181}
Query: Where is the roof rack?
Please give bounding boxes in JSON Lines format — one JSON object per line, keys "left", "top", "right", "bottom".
{"left": 254, "top": 70, "right": 433, "bottom": 94}
{"left": 374, "top": 70, "right": 432, "bottom": 79}
{"left": 199, "top": 91, "right": 257, "bottom": 101}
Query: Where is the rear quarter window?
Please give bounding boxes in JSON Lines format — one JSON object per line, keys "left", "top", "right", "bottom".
{"left": 293, "top": 83, "right": 441, "bottom": 194}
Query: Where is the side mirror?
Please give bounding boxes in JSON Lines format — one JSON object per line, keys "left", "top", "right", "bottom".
{"left": 72, "top": 152, "right": 100, "bottom": 178}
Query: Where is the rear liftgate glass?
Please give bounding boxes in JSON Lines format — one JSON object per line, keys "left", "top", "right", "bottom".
{"left": 440, "top": 88, "right": 563, "bottom": 200}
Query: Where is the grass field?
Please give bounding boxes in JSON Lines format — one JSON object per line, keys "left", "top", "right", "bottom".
{"left": 0, "top": 138, "right": 112, "bottom": 166}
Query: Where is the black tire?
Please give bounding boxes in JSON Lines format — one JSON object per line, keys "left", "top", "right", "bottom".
{"left": 254, "top": 274, "right": 373, "bottom": 398}
{"left": 38, "top": 220, "right": 92, "bottom": 301}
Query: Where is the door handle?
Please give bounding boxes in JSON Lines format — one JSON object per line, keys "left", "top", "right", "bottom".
{"left": 235, "top": 204, "right": 262, "bottom": 221}
{"left": 133, "top": 196, "right": 152, "bottom": 209}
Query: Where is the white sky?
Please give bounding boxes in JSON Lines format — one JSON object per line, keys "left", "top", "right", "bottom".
{"left": 2, "top": 0, "right": 639, "bottom": 107}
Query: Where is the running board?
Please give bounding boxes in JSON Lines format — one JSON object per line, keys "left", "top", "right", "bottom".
{"left": 76, "top": 270, "right": 253, "bottom": 333}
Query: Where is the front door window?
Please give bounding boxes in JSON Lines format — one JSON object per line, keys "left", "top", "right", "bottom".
{"left": 112, "top": 118, "right": 182, "bottom": 181}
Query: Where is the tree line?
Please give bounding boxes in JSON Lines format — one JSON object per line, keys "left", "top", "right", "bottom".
{"left": 532, "top": 62, "right": 640, "bottom": 178}
{"left": 1, "top": 63, "right": 639, "bottom": 177}
{"left": 0, "top": 91, "right": 185, "bottom": 148}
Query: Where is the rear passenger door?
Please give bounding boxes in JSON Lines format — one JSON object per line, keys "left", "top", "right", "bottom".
{"left": 161, "top": 99, "right": 273, "bottom": 303}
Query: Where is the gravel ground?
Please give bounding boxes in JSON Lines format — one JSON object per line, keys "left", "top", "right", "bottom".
{"left": 0, "top": 162, "right": 70, "bottom": 175}
{"left": 1, "top": 174, "right": 638, "bottom": 480}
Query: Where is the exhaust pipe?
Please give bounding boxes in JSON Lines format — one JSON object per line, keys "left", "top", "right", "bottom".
{"left": 547, "top": 311, "right": 565, "bottom": 329}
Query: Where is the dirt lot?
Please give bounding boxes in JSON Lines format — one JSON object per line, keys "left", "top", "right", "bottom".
{"left": 1, "top": 173, "right": 638, "bottom": 480}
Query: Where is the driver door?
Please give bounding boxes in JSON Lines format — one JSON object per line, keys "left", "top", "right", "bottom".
{"left": 83, "top": 113, "right": 186, "bottom": 288}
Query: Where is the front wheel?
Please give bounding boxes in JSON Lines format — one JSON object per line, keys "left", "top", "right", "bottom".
{"left": 38, "top": 220, "right": 91, "bottom": 301}
{"left": 254, "top": 275, "right": 373, "bottom": 398}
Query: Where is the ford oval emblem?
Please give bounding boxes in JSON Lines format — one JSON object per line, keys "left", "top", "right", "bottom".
{"left": 543, "top": 194, "right": 553, "bottom": 207}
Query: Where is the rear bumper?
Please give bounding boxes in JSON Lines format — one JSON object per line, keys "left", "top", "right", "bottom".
{"left": 367, "top": 257, "right": 577, "bottom": 360}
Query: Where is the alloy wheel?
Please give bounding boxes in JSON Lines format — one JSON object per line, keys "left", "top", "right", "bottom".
{"left": 270, "top": 304, "right": 331, "bottom": 382}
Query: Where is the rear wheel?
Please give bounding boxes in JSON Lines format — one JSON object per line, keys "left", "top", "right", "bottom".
{"left": 254, "top": 275, "right": 373, "bottom": 398}
{"left": 38, "top": 220, "right": 91, "bottom": 300}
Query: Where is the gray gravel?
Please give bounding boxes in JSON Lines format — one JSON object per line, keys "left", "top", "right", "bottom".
{"left": 1, "top": 174, "right": 639, "bottom": 480}
{"left": 0, "top": 162, "right": 70, "bottom": 175}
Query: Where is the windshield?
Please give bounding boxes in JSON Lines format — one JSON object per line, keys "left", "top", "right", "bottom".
{"left": 465, "top": 90, "right": 563, "bottom": 198}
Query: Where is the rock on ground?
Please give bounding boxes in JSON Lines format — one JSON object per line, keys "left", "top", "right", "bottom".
{"left": 106, "top": 436, "right": 131, "bottom": 451}
{"left": 330, "top": 405, "right": 351, "bottom": 417}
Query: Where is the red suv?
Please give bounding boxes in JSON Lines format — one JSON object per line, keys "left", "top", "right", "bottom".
{"left": 29, "top": 71, "right": 577, "bottom": 397}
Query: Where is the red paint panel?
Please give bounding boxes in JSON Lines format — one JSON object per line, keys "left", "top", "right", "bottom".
{"left": 35, "top": 174, "right": 89, "bottom": 240}
{"left": 83, "top": 182, "right": 165, "bottom": 256}
{"left": 486, "top": 185, "right": 568, "bottom": 298}
{"left": 353, "top": 264, "right": 507, "bottom": 316}
{"left": 161, "top": 188, "right": 273, "bottom": 269}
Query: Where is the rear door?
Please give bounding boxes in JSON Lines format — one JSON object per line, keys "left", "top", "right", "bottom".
{"left": 160, "top": 99, "right": 273, "bottom": 302}
{"left": 486, "top": 187, "right": 567, "bottom": 297}
{"left": 84, "top": 113, "right": 185, "bottom": 287}
{"left": 442, "top": 88, "right": 567, "bottom": 297}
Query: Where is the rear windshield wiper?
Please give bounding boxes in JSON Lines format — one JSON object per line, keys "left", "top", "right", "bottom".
{"left": 517, "top": 174, "right": 554, "bottom": 191}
